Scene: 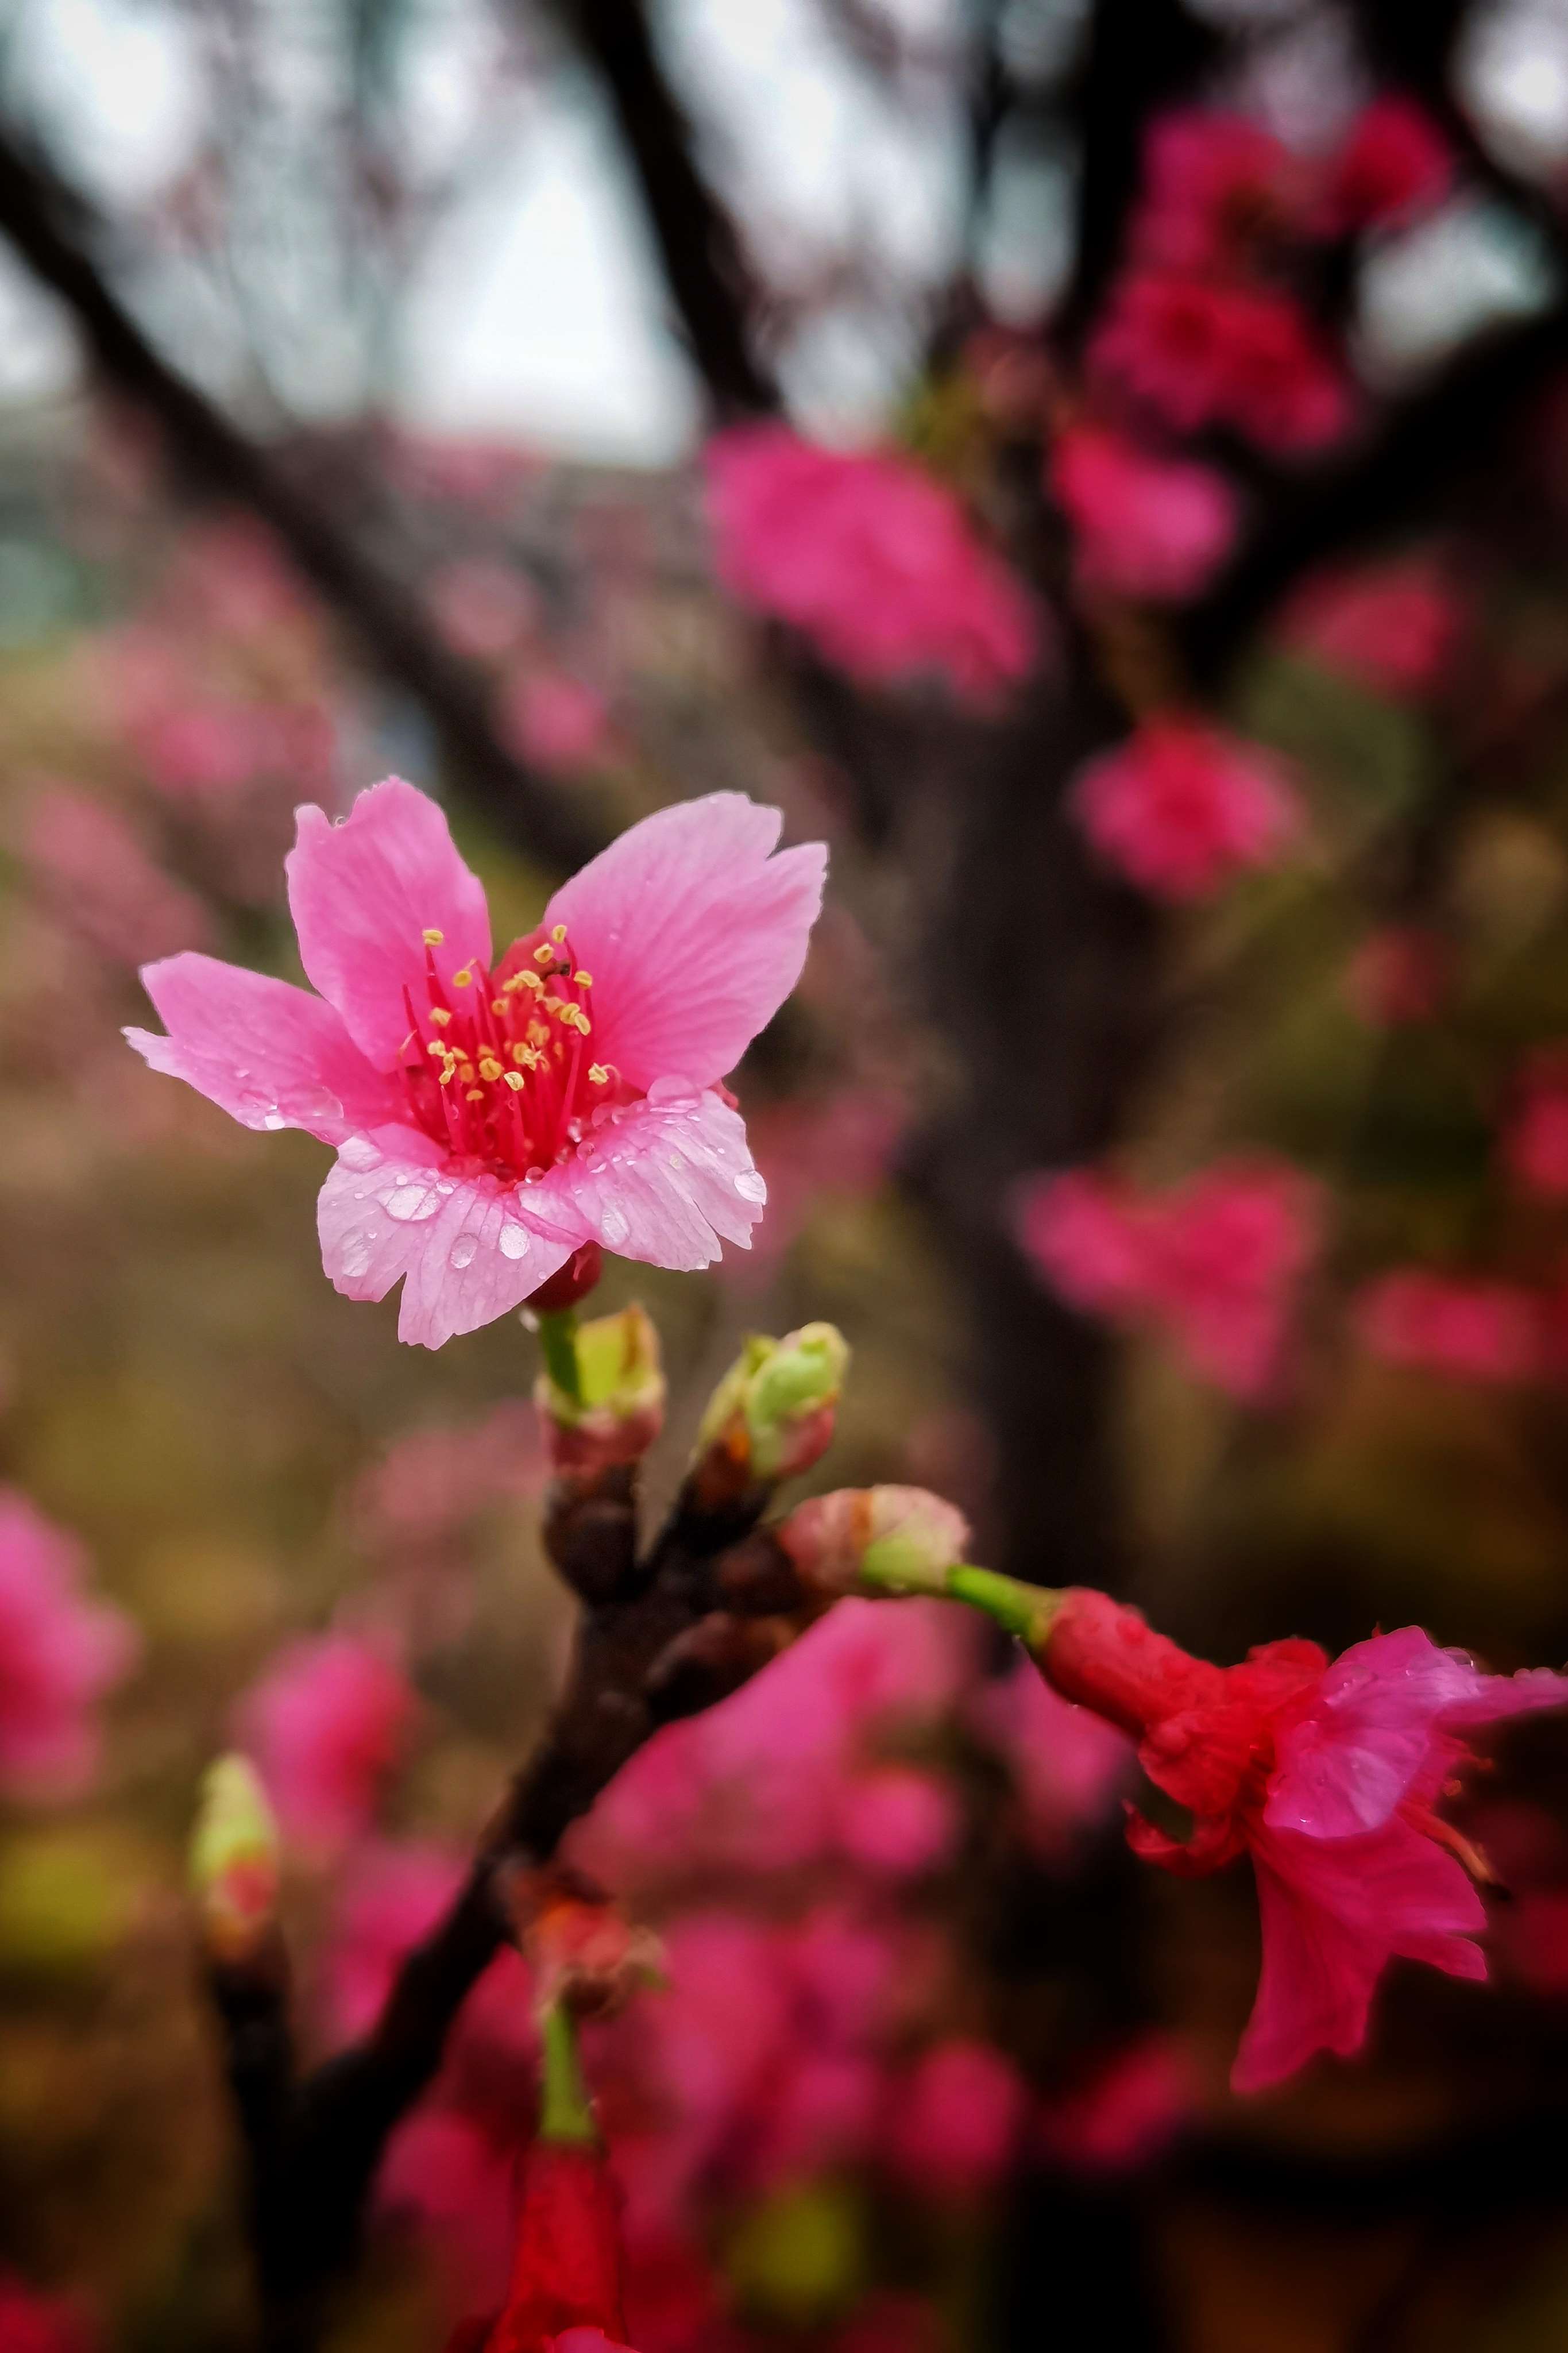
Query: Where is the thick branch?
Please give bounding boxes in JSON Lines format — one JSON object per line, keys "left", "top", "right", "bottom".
{"left": 0, "top": 122, "right": 605, "bottom": 875}
{"left": 544, "top": 0, "right": 778, "bottom": 418}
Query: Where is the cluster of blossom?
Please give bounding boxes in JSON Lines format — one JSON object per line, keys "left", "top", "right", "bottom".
{"left": 704, "top": 423, "right": 1039, "bottom": 706}
{"left": 1089, "top": 97, "right": 1450, "bottom": 455}
{"left": 1015, "top": 1158, "right": 1321, "bottom": 1401}
{"left": 301, "top": 1599, "right": 1180, "bottom": 2344}
{"left": 1069, "top": 716, "right": 1303, "bottom": 899}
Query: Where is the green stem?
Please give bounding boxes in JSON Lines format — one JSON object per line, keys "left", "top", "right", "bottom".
{"left": 537, "top": 1307, "right": 583, "bottom": 1407}
{"left": 946, "top": 1564, "right": 1061, "bottom": 1648}
{"left": 538, "top": 1999, "right": 597, "bottom": 2146}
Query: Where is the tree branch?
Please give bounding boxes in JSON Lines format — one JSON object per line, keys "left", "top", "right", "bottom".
{"left": 543, "top": 0, "right": 779, "bottom": 418}
{"left": 0, "top": 120, "right": 606, "bottom": 877}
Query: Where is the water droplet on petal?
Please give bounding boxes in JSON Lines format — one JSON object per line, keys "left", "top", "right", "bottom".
{"left": 598, "top": 1206, "right": 630, "bottom": 1248}
{"left": 734, "top": 1170, "right": 767, "bottom": 1202}
{"left": 383, "top": 1181, "right": 442, "bottom": 1222}
{"left": 499, "top": 1224, "right": 530, "bottom": 1259}
{"left": 337, "top": 1230, "right": 374, "bottom": 1278}
{"left": 449, "top": 1233, "right": 478, "bottom": 1270}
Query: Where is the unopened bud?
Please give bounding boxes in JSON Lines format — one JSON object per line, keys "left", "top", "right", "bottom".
{"left": 535, "top": 1302, "right": 665, "bottom": 1473}
{"left": 694, "top": 1323, "right": 849, "bottom": 1497}
{"left": 190, "top": 1754, "right": 280, "bottom": 1964}
{"left": 777, "top": 1485, "right": 970, "bottom": 1602}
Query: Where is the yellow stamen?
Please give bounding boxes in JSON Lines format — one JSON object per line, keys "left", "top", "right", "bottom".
{"left": 573, "top": 970, "right": 593, "bottom": 988}
{"left": 519, "top": 970, "right": 544, "bottom": 993}
{"left": 589, "top": 1063, "right": 609, "bottom": 1085}
{"left": 422, "top": 927, "right": 445, "bottom": 946}
{"left": 550, "top": 924, "right": 567, "bottom": 943}
{"left": 503, "top": 1070, "right": 526, "bottom": 1091}
{"left": 430, "top": 1006, "right": 451, "bottom": 1028}
{"left": 438, "top": 1064, "right": 457, "bottom": 1086}
{"left": 465, "top": 1087, "right": 485, "bottom": 1102}
{"left": 478, "top": 1057, "right": 503, "bottom": 1082}
{"left": 452, "top": 967, "right": 473, "bottom": 989}
{"left": 533, "top": 943, "right": 554, "bottom": 965}
{"left": 491, "top": 1000, "right": 507, "bottom": 1017}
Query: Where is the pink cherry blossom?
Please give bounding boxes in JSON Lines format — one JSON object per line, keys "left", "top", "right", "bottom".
{"left": 1283, "top": 560, "right": 1464, "bottom": 695}
{"left": 1049, "top": 423, "right": 1239, "bottom": 603}
{"left": 835, "top": 1764, "right": 960, "bottom": 1878}
{"left": 236, "top": 1630, "right": 415, "bottom": 1849}
{"left": 1091, "top": 273, "right": 1353, "bottom": 455}
{"left": 705, "top": 423, "right": 1038, "bottom": 704}
{"left": 1069, "top": 719, "right": 1302, "bottom": 900}
{"left": 1320, "top": 95, "right": 1452, "bottom": 235}
{"left": 1356, "top": 1270, "right": 1542, "bottom": 1383}
{"left": 1503, "top": 1053, "right": 1568, "bottom": 1195}
{"left": 0, "top": 1490, "right": 138, "bottom": 1798}
{"left": 1042, "top": 1593, "right": 1568, "bottom": 2090}
{"left": 126, "top": 779, "right": 825, "bottom": 1345}
{"left": 500, "top": 672, "right": 613, "bottom": 776}
{"left": 21, "top": 785, "right": 212, "bottom": 969}
{"left": 1016, "top": 1158, "right": 1320, "bottom": 1401}
{"left": 884, "top": 2039, "right": 1028, "bottom": 2194}
{"left": 1131, "top": 109, "right": 1302, "bottom": 274}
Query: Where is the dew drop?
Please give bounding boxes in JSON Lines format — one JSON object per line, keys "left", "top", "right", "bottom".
{"left": 734, "top": 1170, "right": 767, "bottom": 1202}
{"left": 599, "top": 1206, "right": 630, "bottom": 1248}
{"left": 498, "top": 1224, "right": 530, "bottom": 1259}
{"left": 449, "top": 1233, "right": 478, "bottom": 1270}
{"left": 383, "top": 1181, "right": 441, "bottom": 1222}
{"left": 337, "top": 1230, "right": 374, "bottom": 1278}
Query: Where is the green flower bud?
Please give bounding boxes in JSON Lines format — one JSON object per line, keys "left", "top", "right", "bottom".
{"left": 190, "top": 1754, "right": 279, "bottom": 1964}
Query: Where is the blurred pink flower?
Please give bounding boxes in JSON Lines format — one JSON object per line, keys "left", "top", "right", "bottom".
{"left": 884, "top": 2039, "right": 1028, "bottom": 2194}
{"left": 1321, "top": 95, "right": 1453, "bottom": 234}
{"left": 0, "top": 2273, "right": 96, "bottom": 2353}
{"left": 21, "top": 785, "right": 211, "bottom": 967}
{"left": 1070, "top": 718, "right": 1302, "bottom": 900}
{"left": 1049, "top": 423, "right": 1239, "bottom": 603}
{"left": 429, "top": 559, "right": 539, "bottom": 661}
{"left": 379, "top": 2107, "right": 516, "bottom": 2304}
{"left": 1503, "top": 1054, "right": 1568, "bottom": 1196}
{"left": 705, "top": 423, "right": 1038, "bottom": 704}
{"left": 318, "top": 1839, "right": 465, "bottom": 2045}
{"left": 0, "top": 1490, "right": 137, "bottom": 1797}
{"left": 968, "top": 1652, "right": 1133, "bottom": 1858}
{"left": 1091, "top": 273, "right": 1353, "bottom": 454}
{"left": 1132, "top": 109, "right": 1301, "bottom": 273}
{"left": 350, "top": 1402, "right": 543, "bottom": 1551}
{"left": 1357, "top": 1271, "right": 1542, "bottom": 1383}
{"left": 237, "top": 1631, "right": 415, "bottom": 1849}
{"left": 1036, "top": 2035, "right": 1196, "bottom": 2174}
{"left": 500, "top": 672, "right": 612, "bottom": 775}
{"left": 1016, "top": 1158, "right": 1320, "bottom": 1401}
{"left": 835, "top": 1765, "right": 960, "bottom": 1878}
{"left": 1283, "top": 560, "right": 1463, "bottom": 695}
{"left": 128, "top": 779, "right": 824, "bottom": 1346}
{"left": 1345, "top": 925, "right": 1450, "bottom": 1027}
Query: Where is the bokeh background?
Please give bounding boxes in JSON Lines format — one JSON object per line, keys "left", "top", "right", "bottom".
{"left": 10, "top": 3, "right": 1568, "bottom": 2349}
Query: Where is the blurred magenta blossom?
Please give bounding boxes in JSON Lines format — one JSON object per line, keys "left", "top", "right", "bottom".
{"left": 1049, "top": 422, "right": 1239, "bottom": 603}
{"left": 236, "top": 1630, "right": 415, "bottom": 1851}
{"left": 1069, "top": 718, "right": 1302, "bottom": 899}
{"left": 0, "top": 1490, "right": 137, "bottom": 1799}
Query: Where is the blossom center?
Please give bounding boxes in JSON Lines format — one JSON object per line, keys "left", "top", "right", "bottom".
{"left": 396, "top": 921, "right": 625, "bottom": 1181}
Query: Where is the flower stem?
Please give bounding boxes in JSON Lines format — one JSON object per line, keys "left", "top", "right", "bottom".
{"left": 537, "top": 1307, "right": 583, "bottom": 1406}
{"left": 538, "top": 1998, "right": 597, "bottom": 2146}
{"left": 945, "top": 1564, "right": 1061, "bottom": 1648}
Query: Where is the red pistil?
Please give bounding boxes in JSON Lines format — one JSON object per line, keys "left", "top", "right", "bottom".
{"left": 397, "top": 923, "right": 627, "bottom": 1181}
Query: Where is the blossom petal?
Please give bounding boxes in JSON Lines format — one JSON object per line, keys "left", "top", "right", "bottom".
{"left": 1268, "top": 1625, "right": 1568, "bottom": 1839}
{"left": 527, "top": 1087, "right": 766, "bottom": 1270}
{"left": 1235, "top": 1819, "right": 1486, "bottom": 2093}
{"left": 544, "top": 794, "right": 825, "bottom": 1091}
{"left": 286, "top": 778, "right": 492, "bottom": 1068}
{"left": 126, "top": 954, "right": 401, "bottom": 1144}
{"left": 317, "top": 1126, "right": 577, "bottom": 1348}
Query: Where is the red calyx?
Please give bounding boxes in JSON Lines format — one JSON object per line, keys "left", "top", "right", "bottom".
{"left": 528, "top": 1244, "right": 604, "bottom": 1316}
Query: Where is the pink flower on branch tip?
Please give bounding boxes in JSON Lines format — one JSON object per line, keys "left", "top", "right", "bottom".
{"left": 0, "top": 1490, "right": 137, "bottom": 1798}
{"left": 1049, "top": 424, "right": 1239, "bottom": 604}
{"left": 1016, "top": 1159, "right": 1320, "bottom": 1402}
{"left": 1037, "top": 1591, "right": 1568, "bottom": 2091}
{"left": 1069, "top": 719, "right": 1302, "bottom": 901}
{"left": 236, "top": 1631, "right": 415, "bottom": 1850}
{"left": 1091, "top": 273, "right": 1353, "bottom": 456}
{"left": 126, "top": 780, "right": 825, "bottom": 1345}
{"left": 1356, "top": 1270, "right": 1542, "bottom": 1384}
{"left": 705, "top": 423, "right": 1038, "bottom": 705}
